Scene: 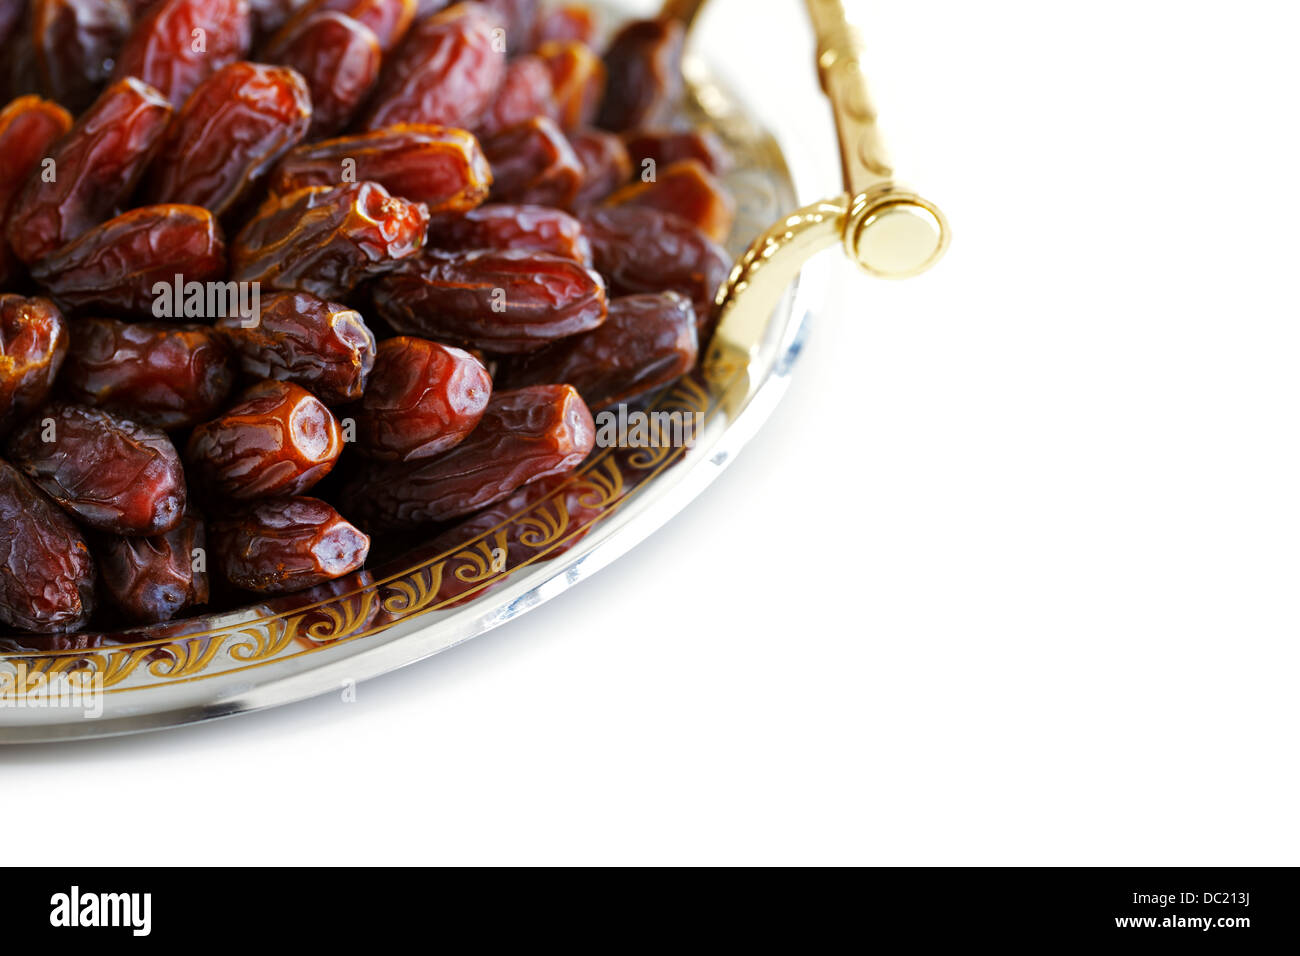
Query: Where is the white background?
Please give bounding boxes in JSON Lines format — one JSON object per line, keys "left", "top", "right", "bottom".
{"left": 4, "top": 0, "right": 1299, "bottom": 865}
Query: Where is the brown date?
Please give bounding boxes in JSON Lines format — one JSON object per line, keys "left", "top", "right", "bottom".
{"left": 5, "top": 77, "right": 173, "bottom": 265}
{"left": 482, "top": 116, "right": 583, "bottom": 207}
{"left": 272, "top": 125, "right": 491, "bottom": 214}
{"left": 0, "top": 295, "right": 68, "bottom": 435}
{"left": 5, "top": 402, "right": 187, "bottom": 535}
{"left": 368, "top": 248, "right": 606, "bottom": 353}
{"left": 603, "top": 158, "right": 735, "bottom": 242}
{"left": 61, "top": 319, "right": 234, "bottom": 429}
{"left": 579, "top": 205, "right": 728, "bottom": 335}
{"left": 0, "top": 96, "right": 72, "bottom": 284}
{"left": 29, "top": 205, "right": 228, "bottom": 317}
{"left": 186, "top": 379, "right": 343, "bottom": 500}
{"left": 111, "top": 0, "right": 253, "bottom": 107}
{"left": 96, "top": 511, "right": 208, "bottom": 622}
{"left": 231, "top": 181, "right": 430, "bottom": 299}
{"left": 342, "top": 384, "right": 595, "bottom": 528}
{"left": 263, "top": 0, "right": 414, "bottom": 54}
{"left": 353, "top": 336, "right": 491, "bottom": 461}
{"left": 426, "top": 203, "right": 591, "bottom": 264}
{"left": 569, "top": 127, "right": 631, "bottom": 206}
{"left": 622, "top": 128, "right": 731, "bottom": 177}
{"left": 143, "top": 61, "right": 312, "bottom": 217}
{"left": 0, "top": 458, "right": 95, "bottom": 633}
{"left": 532, "top": 3, "right": 596, "bottom": 49}
{"left": 595, "top": 17, "right": 683, "bottom": 133}
{"left": 498, "top": 291, "right": 697, "bottom": 410}
{"left": 265, "top": 12, "right": 380, "bottom": 139}
{"left": 362, "top": 1, "right": 504, "bottom": 131}
{"left": 217, "top": 291, "right": 376, "bottom": 405}
{"left": 475, "top": 53, "right": 553, "bottom": 138}
{"left": 32, "top": 0, "right": 132, "bottom": 113}
{"left": 536, "top": 40, "right": 603, "bottom": 131}
{"left": 210, "top": 495, "right": 368, "bottom": 594}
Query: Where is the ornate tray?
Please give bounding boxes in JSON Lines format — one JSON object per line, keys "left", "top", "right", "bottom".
{"left": 0, "top": 0, "right": 946, "bottom": 741}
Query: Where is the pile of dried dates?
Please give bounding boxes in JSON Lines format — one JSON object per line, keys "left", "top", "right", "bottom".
{"left": 0, "top": 0, "right": 738, "bottom": 636}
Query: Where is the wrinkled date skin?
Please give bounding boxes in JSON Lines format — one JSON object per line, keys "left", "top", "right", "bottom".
{"left": 353, "top": 336, "right": 491, "bottom": 461}
{"left": 537, "top": 40, "right": 604, "bottom": 131}
{"left": 343, "top": 384, "right": 595, "bottom": 528}
{"left": 210, "top": 495, "right": 368, "bottom": 593}
{"left": 217, "top": 290, "right": 376, "bottom": 405}
{"left": 476, "top": 54, "right": 553, "bottom": 138}
{"left": 143, "top": 61, "right": 312, "bottom": 217}
{"left": 482, "top": 116, "right": 583, "bottom": 207}
{"left": 112, "top": 0, "right": 253, "bottom": 107}
{"left": 622, "top": 128, "right": 731, "bottom": 177}
{"left": 0, "top": 96, "right": 72, "bottom": 284}
{"left": 61, "top": 319, "right": 234, "bottom": 429}
{"left": 579, "top": 205, "right": 728, "bottom": 336}
{"left": 0, "top": 295, "right": 68, "bottom": 436}
{"left": 362, "top": 2, "right": 504, "bottom": 131}
{"left": 5, "top": 77, "right": 173, "bottom": 265}
{"left": 0, "top": 459, "right": 96, "bottom": 633}
{"left": 97, "top": 511, "right": 208, "bottom": 622}
{"left": 272, "top": 125, "right": 491, "bottom": 213}
{"left": 264, "top": 0, "right": 414, "bottom": 55}
{"left": 570, "top": 128, "right": 631, "bottom": 206}
{"left": 369, "top": 248, "right": 606, "bottom": 353}
{"left": 596, "top": 17, "right": 684, "bottom": 133}
{"left": 5, "top": 403, "right": 187, "bottom": 535}
{"left": 427, "top": 203, "right": 591, "bottom": 264}
{"left": 232, "top": 181, "right": 430, "bottom": 299}
{"left": 32, "top": 0, "right": 132, "bottom": 113}
{"left": 186, "top": 379, "right": 343, "bottom": 499}
{"left": 267, "top": 12, "right": 380, "bottom": 139}
{"left": 604, "top": 158, "right": 735, "bottom": 243}
{"left": 499, "top": 291, "right": 698, "bottom": 410}
{"left": 30, "top": 204, "right": 228, "bottom": 317}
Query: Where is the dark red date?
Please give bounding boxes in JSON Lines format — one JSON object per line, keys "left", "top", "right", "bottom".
{"left": 111, "top": 0, "right": 253, "bottom": 107}
{"left": 570, "top": 127, "right": 631, "bottom": 206}
{"left": 264, "top": 0, "right": 413, "bottom": 54}
{"left": 266, "top": 12, "right": 380, "bottom": 139}
{"left": 475, "top": 53, "right": 553, "bottom": 137}
{"left": 0, "top": 295, "right": 68, "bottom": 435}
{"left": 5, "top": 402, "right": 187, "bottom": 535}
{"left": 368, "top": 248, "right": 606, "bottom": 353}
{"left": 537, "top": 40, "right": 603, "bottom": 131}
{"left": 595, "top": 17, "right": 683, "bottom": 132}
{"left": 622, "top": 128, "right": 731, "bottom": 176}
{"left": 232, "top": 181, "right": 430, "bottom": 299}
{"left": 186, "top": 379, "right": 343, "bottom": 499}
{"left": 61, "top": 319, "right": 234, "bottom": 429}
{"left": 32, "top": 0, "right": 132, "bottom": 113}
{"left": 0, "top": 458, "right": 96, "bottom": 633}
{"left": 342, "top": 384, "right": 595, "bottom": 528}
{"left": 426, "top": 203, "right": 591, "bottom": 264}
{"left": 0, "top": 96, "right": 72, "bottom": 284}
{"left": 217, "top": 290, "right": 376, "bottom": 405}
{"left": 97, "top": 511, "right": 208, "bottom": 622}
{"left": 353, "top": 336, "right": 491, "bottom": 461}
{"left": 603, "top": 158, "right": 735, "bottom": 242}
{"left": 482, "top": 116, "right": 582, "bottom": 207}
{"left": 210, "top": 495, "right": 368, "bottom": 593}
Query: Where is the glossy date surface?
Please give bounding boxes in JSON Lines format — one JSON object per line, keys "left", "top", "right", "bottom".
{"left": 210, "top": 495, "right": 368, "bottom": 593}
{"left": 0, "top": 295, "right": 68, "bottom": 436}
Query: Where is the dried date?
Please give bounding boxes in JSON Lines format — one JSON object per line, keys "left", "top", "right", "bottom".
{"left": 482, "top": 116, "right": 582, "bottom": 207}
{"left": 498, "top": 291, "right": 697, "bottom": 410}
{"left": 186, "top": 379, "right": 343, "bottom": 499}
{"left": 569, "top": 127, "right": 631, "bottom": 206}
{"left": 265, "top": 12, "right": 380, "bottom": 139}
{"left": 32, "top": 0, "right": 132, "bottom": 113}
{"left": 603, "top": 158, "right": 735, "bottom": 242}
{"left": 61, "top": 319, "right": 233, "bottom": 429}
{"left": 475, "top": 53, "right": 553, "bottom": 137}
{"left": 216, "top": 291, "right": 376, "bottom": 405}
{"left": 96, "top": 511, "right": 208, "bottom": 622}
{"left": 29, "top": 205, "right": 228, "bottom": 317}
{"left": 264, "top": 0, "right": 413, "bottom": 54}
{"left": 231, "top": 181, "right": 430, "bottom": 299}
{"left": 536, "top": 40, "right": 603, "bottom": 131}
{"left": 622, "top": 128, "right": 731, "bottom": 176}
{"left": 143, "top": 61, "right": 312, "bottom": 217}
{"left": 353, "top": 336, "right": 491, "bottom": 461}
{"left": 0, "top": 96, "right": 72, "bottom": 284}
{"left": 0, "top": 295, "right": 68, "bottom": 435}
{"left": 271, "top": 125, "right": 491, "bottom": 214}
{"left": 426, "top": 203, "right": 591, "bottom": 264}
{"left": 0, "top": 458, "right": 95, "bottom": 633}
{"left": 342, "top": 384, "right": 595, "bottom": 528}
{"left": 595, "top": 17, "right": 683, "bottom": 132}
{"left": 368, "top": 248, "right": 606, "bottom": 353}
{"left": 210, "top": 495, "right": 368, "bottom": 593}
{"left": 111, "top": 0, "right": 253, "bottom": 107}
{"left": 5, "top": 76, "right": 173, "bottom": 264}
{"left": 5, "top": 402, "right": 187, "bottom": 535}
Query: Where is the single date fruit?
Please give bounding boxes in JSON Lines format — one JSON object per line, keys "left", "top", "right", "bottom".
{"left": 263, "top": 0, "right": 413, "bottom": 55}
{"left": 96, "top": 511, "right": 208, "bottom": 622}
{"left": 482, "top": 116, "right": 582, "bottom": 207}
{"left": 596, "top": 17, "right": 683, "bottom": 132}
{"left": 603, "top": 158, "right": 735, "bottom": 242}
{"left": 569, "top": 127, "right": 631, "bottom": 206}
{"left": 622, "top": 128, "right": 731, "bottom": 176}
{"left": 217, "top": 290, "right": 376, "bottom": 405}
{"left": 0, "top": 458, "right": 95, "bottom": 633}
{"left": 186, "top": 379, "right": 343, "bottom": 499}
{"left": 352, "top": 336, "right": 491, "bottom": 461}
{"left": 426, "top": 203, "right": 591, "bottom": 264}
{"left": 0, "top": 96, "right": 72, "bottom": 284}
{"left": 111, "top": 0, "right": 253, "bottom": 107}
{"left": 265, "top": 12, "right": 380, "bottom": 139}
{"left": 32, "top": 0, "right": 132, "bottom": 113}
{"left": 209, "top": 495, "right": 368, "bottom": 593}
{"left": 5, "top": 402, "right": 187, "bottom": 535}
{"left": 60, "top": 319, "right": 234, "bottom": 429}
{"left": 475, "top": 53, "right": 553, "bottom": 138}
{"left": 342, "top": 384, "right": 595, "bottom": 528}
{"left": 368, "top": 248, "right": 606, "bottom": 353}
{"left": 0, "top": 295, "right": 68, "bottom": 435}
{"left": 536, "top": 40, "right": 603, "bottom": 131}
